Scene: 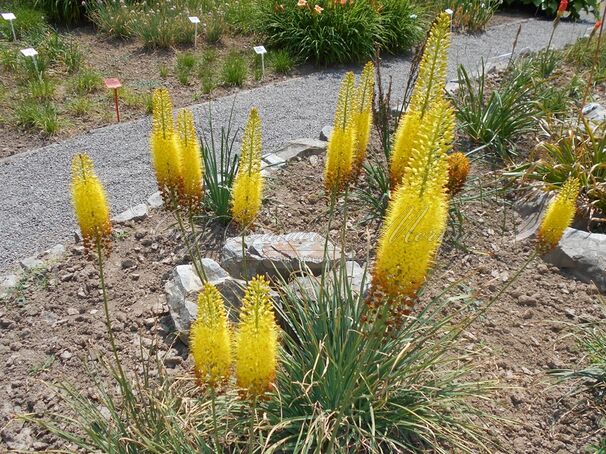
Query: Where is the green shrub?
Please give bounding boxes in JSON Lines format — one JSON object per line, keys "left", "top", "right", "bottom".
{"left": 257, "top": 0, "right": 423, "bottom": 65}
{"left": 508, "top": 119, "right": 606, "bottom": 221}
{"left": 270, "top": 49, "right": 295, "bottom": 74}
{"left": 263, "top": 264, "right": 493, "bottom": 451}
{"left": 33, "top": 0, "right": 86, "bottom": 24}
{"left": 176, "top": 52, "right": 197, "bottom": 85}
{"left": 0, "top": 6, "right": 47, "bottom": 40}
{"left": 451, "top": 63, "right": 539, "bottom": 158}
{"left": 435, "top": 0, "right": 501, "bottom": 31}
{"left": 15, "top": 101, "right": 60, "bottom": 135}
{"left": 222, "top": 52, "right": 247, "bottom": 87}
{"left": 86, "top": 0, "right": 134, "bottom": 38}
{"left": 68, "top": 96, "right": 94, "bottom": 116}
{"left": 502, "top": 0, "right": 599, "bottom": 20}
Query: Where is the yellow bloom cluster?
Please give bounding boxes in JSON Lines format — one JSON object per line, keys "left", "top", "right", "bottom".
{"left": 390, "top": 12, "right": 451, "bottom": 190}
{"left": 235, "top": 276, "right": 278, "bottom": 397}
{"left": 537, "top": 177, "right": 580, "bottom": 252}
{"left": 149, "top": 88, "right": 203, "bottom": 209}
{"left": 372, "top": 100, "right": 454, "bottom": 316}
{"left": 324, "top": 63, "right": 375, "bottom": 193}
{"left": 231, "top": 108, "right": 263, "bottom": 227}
{"left": 190, "top": 283, "right": 232, "bottom": 386}
{"left": 70, "top": 153, "right": 112, "bottom": 254}
{"left": 446, "top": 152, "right": 471, "bottom": 196}
{"left": 352, "top": 62, "right": 375, "bottom": 176}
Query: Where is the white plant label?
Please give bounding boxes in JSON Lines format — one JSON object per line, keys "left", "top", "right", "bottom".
{"left": 2, "top": 13, "right": 16, "bottom": 20}
{"left": 445, "top": 8, "right": 453, "bottom": 15}
{"left": 188, "top": 16, "right": 200, "bottom": 24}
{"left": 20, "top": 48, "right": 38, "bottom": 57}
{"left": 254, "top": 46, "right": 267, "bottom": 55}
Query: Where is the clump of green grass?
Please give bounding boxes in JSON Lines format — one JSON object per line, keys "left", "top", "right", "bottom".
{"left": 63, "top": 42, "right": 83, "bottom": 73}
{"left": 222, "top": 52, "right": 247, "bottom": 87}
{"left": 198, "top": 67, "right": 216, "bottom": 94}
{"left": 270, "top": 50, "right": 295, "bottom": 74}
{"left": 72, "top": 68, "right": 103, "bottom": 95}
{"left": 0, "top": 6, "right": 47, "bottom": 41}
{"left": 68, "top": 97, "right": 94, "bottom": 116}
{"left": 176, "top": 52, "right": 197, "bottom": 85}
{"left": 205, "top": 17, "right": 224, "bottom": 44}
{"left": 159, "top": 64, "right": 169, "bottom": 78}
{"left": 15, "top": 101, "right": 60, "bottom": 135}
{"left": 27, "top": 78, "right": 56, "bottom": 101}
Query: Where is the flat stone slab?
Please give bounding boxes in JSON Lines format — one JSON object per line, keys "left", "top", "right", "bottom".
{"left": 113, "top": 203, "right": 148, "bottom": 223}
{"left": 545, "top": 228, "right": 606, "bottom": 293}
{"left": 164, "top": 259, "right": 245, "bottom": 342}
{"left": 222, "top": 232, "right": 341, "bottom": 280}
{"left": 582, "top": 102, "right": 606, "bottom": 124}
{"left": 273, "top": 139, "right": 327, "bottom": 162}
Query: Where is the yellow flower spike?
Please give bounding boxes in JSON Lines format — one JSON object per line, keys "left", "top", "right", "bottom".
{"left": 190, "top": 283, "right": 232, "bottom": 387}
{"left": 177, "top": 109, "right": 203, "bottom": 209}
{"left": 352, "top": 62, "right": 375, "bottom": 176}
{"left": 446, "top": 152, "right": 471, "bottom": 196}
{"left": 150, "top": 88, "right": 183, "bottom": 204}
{"left": 537, "top": 177, "right": 580, "bottom": 253}
{"left": 235, "top": 276, "right": 278, "bottom": 398}
{"left": 231, "top": 108, "right": 263, "bottom": 227}
{"left": 408, "top": 12, "right": 451, "bottom": 117}
{"left": 70, "top": 153, "right": 112, "bottom": 254}
{"left": 389, "top": 109, "right": 421, "bottom": 189}
{"left": 371, "top": 99, "right": 454, "bottom": 318}
{"left": 325, "top": 71, "right": 357, "bottom": 193}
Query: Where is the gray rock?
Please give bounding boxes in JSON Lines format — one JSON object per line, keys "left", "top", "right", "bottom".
{"left": 42, "top": 244, "right": 65, "bottom": 260}
{"left": 165, "top": 260, "right": 245, "bottom": 342}
{"left": 319, "top": 125, "right": 332, "bottom": 141}
{"left": 0, "top": 274, "right": 19, "bottom": 298}
{"left": 20, "top": 255, "right": 44, "bottom": 271}
{"left": 147, "top": 191, "right": 163, "bottom": 209}
{"left": 544, "top": 228, "right": 606, "bottom": 293}
{"left": 273, "top": 139, "right": 327, "bottom": 162}
{"left": 338, "top": 260, "right": 369, "bottom": 295}
{"left": 222, "top": 232, "right": 341, "bottom": 280}
{"left": 113, "top": 203, "right": 148, "bottom": 223}
{"left": 262, "top": 153, "right": 287, "bottom": 171}
{"left": 582, "top": 102, "right": 606, "bottom": 124}
{"left": 514, "top": 190, "right": 554, "bottom": 241}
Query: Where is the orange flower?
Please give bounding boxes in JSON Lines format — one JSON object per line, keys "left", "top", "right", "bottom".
{"left": 314, "top": 4, "right": 323, "bottom": 13}
{"left": 595, "top": 20, "right": 603, "bottom": 30}
{"left": 557, "top": 0, "right": 568, "bottom": 12}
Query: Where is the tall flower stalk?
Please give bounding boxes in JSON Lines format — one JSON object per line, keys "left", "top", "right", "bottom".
{"left": 324, "top": 71, "right": 357, "bottom": 194}
{"left": 231, "top": 108, "right": 263, "bottom": 228}
{"left": 370, "top": 98, "right": 454, "bottom": 321}
{"left": 190, "top": 283, "right": 232, "bottom": 451}
{"left": 352, "top": 62, "right": 375, "bottom": 177}
{"left": 235, "top": 276, "right": 278, "bottom": 452}
{"left": 390, "top": 12, "right": 451, "bottom": 190}
{"left": 177, "top": 108, "right": 204, "bottom": 210}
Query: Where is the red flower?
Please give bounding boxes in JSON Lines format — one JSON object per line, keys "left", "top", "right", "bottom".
{"left": 557, "top": 0, "right": 568, "bottom": 13}
{"left": 595, "top": 20, "right": 603, "bottom": 30}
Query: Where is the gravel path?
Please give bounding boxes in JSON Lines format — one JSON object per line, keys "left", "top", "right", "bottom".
{"left": 0, "top": 17, "right": 592, "bottom": 271}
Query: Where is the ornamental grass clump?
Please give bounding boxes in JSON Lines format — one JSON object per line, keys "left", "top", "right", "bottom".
{"left": 70, "top": 153, "right": 112, "bottom": 254}
{"left": 352, "top": 61, "right": 375, "bottom": 176}
{"left": 390, "top": 12, "right": 451, "bottom": 189}
{"left": 150, "top": 88, "right": 183, "bottom": 203}
{"left": 235, "top": 276, "right": 278, "bottom": 398}
{"left": 324, "top": 71, "right": 357, "bottom": 194}
{"left": 371, "top": 97, "right": 455, "bottom": 319}
{"left": 537, "top": 177, "right": 580, "bottom": 252}
{"left": 231, "top": 108, "right": 263, "bottom": 227}
{"left": 447, "top": 152, "right": 471, "bottom": 195}
{"left": 177, "top": 108, "right": 204, "bottom": 209}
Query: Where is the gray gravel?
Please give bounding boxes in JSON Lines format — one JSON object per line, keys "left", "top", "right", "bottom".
{"left": 0, "top": 17, "right": 591, "bottom": 271}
